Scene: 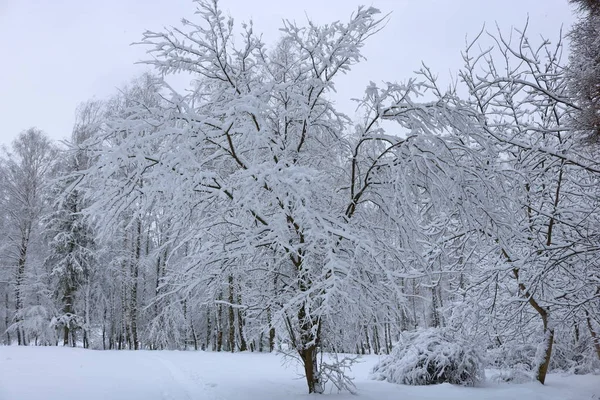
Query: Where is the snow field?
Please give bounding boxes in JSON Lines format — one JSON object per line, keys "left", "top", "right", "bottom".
{"left": 0, "top": 347, "right": 598, "bottom": 400}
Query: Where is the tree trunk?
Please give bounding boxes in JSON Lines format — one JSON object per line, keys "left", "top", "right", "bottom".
{"left": 237, "top": 308, "right": 248, "bottom": 352}
{"left": 373, "top": 324, "right": 380, "bottom": 355}
{"left": 5, "top": 292, "right": 11, "bottom": 345}
{"left": 237, "top": 288, "right": 247, "bottom": 352}
{"left": 512, "top": 267, "right": 553, "bottom": 384}
{"left": 299, "top": 343, "right": 322, "bottom": 394}
{"left": 62, "top": 282, "right": 74, "bottom": 346}
{"left": 102, "top": 309, "right": 107, "bottom": 350}
{"left": 411, "top": 279, "right": 418, "bottom": 329}
{"left": 385, "top": 321, "right": 392, "bottom": 354}
{"left": 206, "top": 310, "right": 212, "bottom": 351}
{"left": 537, "top": 328, "right": 554, "bottom": 384}
{"left": 297, "top": 304, "right": 323, "bottom": 394}
{"left": 63, "top": 324, "right": 70, "bottom": 347}
{"left": 431, "top": 284, "right": 441, "bottom": 328}
{"left": 363, "top": 325, "right": 371, "bottom": 354}
{"left": 267, "top": 306, "right": 275, "bottom": 352}
{"left": 228, "top": 275, "right": 235, "bottom": 353}
{"left": 15, "top": 229, "right": 30, "bottom": 346}
{"left": 130, "top": 218, "right": 141, "bottom": 350}
{"left": 83, "top": 282, "right": 91, "bottom": 349}
{"left": 585, "top": 310, "right": 600, "bottom": 360}
{"left": 121, "top": 236, "right": 129, "bottom": 350}
{"left": 216, "top": 292, "right": 223, "bottom": 352}
{"left": 190, "top": 319, "right": 198, "bottom": 351}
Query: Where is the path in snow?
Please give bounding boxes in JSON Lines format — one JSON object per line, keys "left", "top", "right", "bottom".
{"left": 146, "top": 352, "right": 223, "bottom": 400}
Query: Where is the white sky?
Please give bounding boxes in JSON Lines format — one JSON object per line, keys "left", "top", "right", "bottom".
{"left": 0, "top": 0, "right": 574, "bottom": 146}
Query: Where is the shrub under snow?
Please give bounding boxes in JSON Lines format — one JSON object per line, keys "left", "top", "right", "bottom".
{"left": 371, "top": 328, "right": 484, "bottom": 387}
{"left": 487, "top": 369, "right": 533, "bottom": 384}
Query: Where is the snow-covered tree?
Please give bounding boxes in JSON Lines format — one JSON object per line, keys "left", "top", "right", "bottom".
{"left": 0, "top": 128, "right": 57, "bottom": 345}
{"left": 458, "top": 23, "right": 600, "bottom": 384}
{"left": 568, "top": 0, "right": 600, "bottom": 138}
{"left": 76, "top": 0, "right": 521, "bottom": 392}
{"left": 4, "top": 0, "right": 590, "bottom": 394}
{"left": 45, "top": 101, "right": 101, "bottom": 347}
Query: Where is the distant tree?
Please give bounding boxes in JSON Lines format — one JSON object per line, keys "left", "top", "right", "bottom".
{"left": 0, "top": 128, "right": 57, "bottom": 345}
{"left": 568, "top": 0, "right": 600, "bottom": 138}
{"left": 45, "top": 101, "right": 101, "bottom": 347}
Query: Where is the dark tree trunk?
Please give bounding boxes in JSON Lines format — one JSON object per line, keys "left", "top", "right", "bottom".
{"left": 431, "top": 284, "right": 441, "bottom": 328}
{"left": 15, "top": 229, "right": 30, "bottom": 346}
{"left": 216, "top": 292, "right": 223, "bottom": 352}
{"left": 373, "top": 325, "right": 380, "bottom": 355}
{"left": 297, "top": 303, "right": 323, "bottom": 394}
{"left": 237, "top": 309, "right": 248, "bottom": 352}
{"left": 585, "top": 310, "right": 600, "bottom": 360}
{"left": 267, "top": 306, "right": 275, "bottom": 352}
{"left": 206, "top": 310, "right": 212, "bottom": 351}
{"left": 299, "top": 343, "right": 321, "bottom": 394}
{"left": 130, "top": 218, "right": 141, "bottom": 350}
{"left": 62, "top": 282, "right": 75, "bottom": 346}
{"left": 412, "top": 280, "right": 418, "bottom": 329}
{"left": 363, "top": 325, "right": 371, "bottom": 354}
{"left": 102, "top": 318, "right": 106, "bottom": 350}
{"left": 537, "top": 328, "right": 554, "bottom": 384}
{"left": 384, "top": 320, "right": 392, "bottom": 354}
{"left": 512, "top": 267, "right": 553, "bottom": 384}
{"left": 237, "top": 287, "right": 247, "bottom": 351}
{"left": 63, "top": 325, "right": 70, "bottom": 347}
{"left": 5, "top": 292, "right": 11, "bottom": 345}
{"left": 228, "top": 275, "right": 235, "bottom": 353}
{"left": 190, "top": 321, "right": 198, "bottom": 351}
{"left": 121, "top": 239, "right": 129, "bottom": 350}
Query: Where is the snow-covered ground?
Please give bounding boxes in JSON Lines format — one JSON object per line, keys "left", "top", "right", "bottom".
{"left": 0, "top": 347, "right": 598, "bottom": 400}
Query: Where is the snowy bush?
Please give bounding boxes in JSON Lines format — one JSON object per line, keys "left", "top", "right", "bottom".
{"left": 488, "top": 343, "right": 537, "bottom": 372}
{"left": 550, "top": 336, "right": 600, "bottom": 375}
{"left": 10, "top": 305, "right": 58, "bottom": 346}
{"left": 488, "top": 369, "right": 533, "bottom": 384}
{"left": 371, "top": 328, "right": 484, "bottom": 387}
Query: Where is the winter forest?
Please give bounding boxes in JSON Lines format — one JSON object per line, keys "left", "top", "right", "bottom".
{"left": 1, "top": 0, "right": 600, "bottom": 397}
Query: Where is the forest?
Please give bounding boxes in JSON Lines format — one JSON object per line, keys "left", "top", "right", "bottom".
{"left": 1, "top": 0, "right": 599, "bottom": 395}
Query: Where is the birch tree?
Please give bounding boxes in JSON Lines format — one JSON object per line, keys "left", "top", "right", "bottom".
{"left": 0, "top": 128, "right": 57, "bottom": 345}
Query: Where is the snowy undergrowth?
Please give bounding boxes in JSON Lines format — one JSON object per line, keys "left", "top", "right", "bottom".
{"left": 371, "top": 328, "right": 485, "bottom": 387}
{"left": 487, "top": 369, "right": 534, "bottom": 384}
{"left": 0, "top": 346, "right": 599, "bottom": 400}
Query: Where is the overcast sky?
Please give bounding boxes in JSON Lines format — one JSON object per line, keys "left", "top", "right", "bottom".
{"left": 0, "top": 0, "right": 574, "bottom": 146}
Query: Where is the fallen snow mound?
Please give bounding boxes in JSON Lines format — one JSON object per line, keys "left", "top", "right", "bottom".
{"left": 371, "top": 328, "right": 484, "bottom": 387}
